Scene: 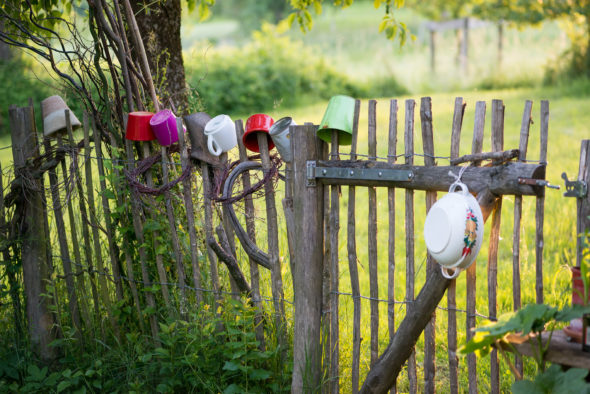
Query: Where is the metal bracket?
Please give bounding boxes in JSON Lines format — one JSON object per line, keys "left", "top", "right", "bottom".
{"left": 517, "top": 177, "right": 560, "bottom": 190}
{"left": 306, "top": 161, "right": 316, "bottom": 187}
{"left": 306, "top": 161, "right": 413, "bottom": 186}
{"left": 562, "top": 172, "right": 588, "bottom": 198}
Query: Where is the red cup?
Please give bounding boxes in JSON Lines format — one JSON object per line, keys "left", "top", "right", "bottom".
{"left": 243, "top": 113, "right": 274, "bottom": 153}
{"left": 126, "top": 111, "right": 155, "bottom": 141}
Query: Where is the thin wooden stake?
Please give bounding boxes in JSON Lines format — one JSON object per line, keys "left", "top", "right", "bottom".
{"left": 161, "top": 139, "right": 188, "bottom": 313}
{"left": 45, "top": 133, "right": 82, "bottom": 339}
{"left": 348, "top": 100, "right": 362, "bottom": 394}
{"left": 64, "top": 112, "right": 92, "bottom": 330}
{"left": 236, "top": 120, "right": 265, "bottom": 350}
{"left": 84, "top": 120, "right": 120, "bottom": 339}
{"left": 404, "top": 99, "right": 417, "bottom": 392}
{"left": 256, "top": 132, "right": 287, "bottom": 355}
{"left": 489, "top": 99, "right": 505, "bottom": 394}
{"left": 468, "top": 101, "right": 486, "bottom": 394}
{"left": 329, "top": 129, "right": 340, "bottom": 394}
{"left": 201, "top": 162, "right": 221, "bottom": 306}
{"left": 448, "top": 97, "right": 465, "bottom": 394}
{"left": 513, "top": 100, "right": 533, "bottom": 377}
{"left": 421, "top": 97, "right": 437, "bottom": 394}
{"left": 367, "top": 99, "right": 380, "bottom": 370}
{"left": 536, "top": 100, "right": 549, "bottom": 304}
{"left": 387, "top": 99, "right": 397, "bottom": 394}
{"left": 577, "top": 140, "right": 590, "bottom": 267}
{"left": 177, "top": 118, "right": 203, "bottom": 305}
{"left": 91, "top": 125, "right": 124, "bottom": 303}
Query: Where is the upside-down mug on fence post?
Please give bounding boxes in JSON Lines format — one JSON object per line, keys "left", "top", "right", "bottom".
{"left": 243, "top": 114, "right": 274, "bottom": 153}
{"left": 204, "top": 114, "right": 237, "bottom": 156}
{"left": 269, "top": 116, "right": 296, "bottom": 162}
{"left": 317, "top": 95, "right": 355, "bottom": 145}
{"left": 126, "top": 111, "right": 156, "bottom": 141}
{"left": 150, "top": 109, "right": 184, "bottom": 146}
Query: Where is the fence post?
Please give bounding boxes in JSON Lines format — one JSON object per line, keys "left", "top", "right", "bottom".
{"left": 291, "top": 124, "right": 324, "bottom": 392}
{"left": 9, "top": 105, "right": 58, "bottom": 362}
{"left": 577, "top": 139, "right": 590, "bottom": 265}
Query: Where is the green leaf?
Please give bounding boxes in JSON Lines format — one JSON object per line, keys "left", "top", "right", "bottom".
{"left": 223, "top": 384, "right": 242, "bottom": 394}
{"left": 154, "top": 347, "right": 169, "bottom": 358}
{"left": 374, "top": 0, "right": 382, "bottom": 8}
{"left": 222, "top": 361, "right": 240, "bottom": 371}
{"left": 249, "top": 368, "right": 271, "bottom": 380}
{"left": 57, "top": 381, "right": 71, "bottom": 393}
{"left": 511, "top": 380, "right": 543, "bottom": 394}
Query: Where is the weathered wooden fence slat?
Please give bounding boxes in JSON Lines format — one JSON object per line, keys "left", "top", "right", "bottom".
{"left": 368, "top": 99, "right": 379, "bottom": 369}
{"left": 489, "top": 99, "right": 505, "bottom": 394}
{"left": 348, "top": 99, "right": 362, "bottom": 394}
{"left": 448, "top": 96, "right": 465, "bottom": 394}
{"left": 577, "top": 139, "right": 590, "bottom": 266}
{"left": 257, "top": 133, "right": 287, "bottom": 354}
{"left": 201, "top": 161, "right": 222, "bottom": 306}
{"left": 536, "top": 100, "right": 550, "bottom": 304}
{"left": 329, "top": 129, "right": 340, "bottom": 394}
{"left": 178, "top": 118, "right": 203, "bottom": 306}
{"left": 387, "top": 98, "right": 398, "bottom": 394}
{"left": 404, "top": 99, "right": 418, "bottom": 393}
{"left": 64, "top": 113, "right": 92, "bottom": 331}
{"left": 45, "top": 133, "right": 82, "bottom": 338}
{"left": 468, "top": 100, "right": 486, "bottom": 394}
{"left": 513, "top": 100, "right": 533, "bottom": 376}
{"left": 235, "top": 120, "right": 265, "bottom": 350}
{"left": 421, "top": 97, "right": 437, "bottom": 394}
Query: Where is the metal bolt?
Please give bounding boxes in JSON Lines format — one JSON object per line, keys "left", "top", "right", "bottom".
{"left": 408, "top": 172, "right": 414, "bottom": 179}
{"left": 350, "top": 171, "right": 354, "bottom": 176}
{"left": 322, "top": 169, "right": 327, "bottom": 175}
{"left": 378, "top": 171, "right": 383, "bottom": 177}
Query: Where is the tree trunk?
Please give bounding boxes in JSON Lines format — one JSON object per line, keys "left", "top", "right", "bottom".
{"left": 130, "top": 0, "right": 188, "bottom": 113}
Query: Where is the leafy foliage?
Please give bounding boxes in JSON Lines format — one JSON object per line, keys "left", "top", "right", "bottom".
{"left": 511, "top": 364, "right": 590, "bottom": 394}
{"left": 186, "top": 23, "right": 406, "bottom": 115}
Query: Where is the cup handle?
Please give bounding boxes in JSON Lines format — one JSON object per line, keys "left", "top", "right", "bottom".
{"left": 208, "top": 137, "right": 222, "bottom": 156}
{"left": 441, "top": 266, "right": 462, "bottom": 279}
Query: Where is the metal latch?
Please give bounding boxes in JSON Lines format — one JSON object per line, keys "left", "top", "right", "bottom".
{"left": 562, "top": 172, "right": 588, "bottom": 198}
{"left": 306, "top": 161, "right": 413, "bottom": 186}
{"left": 517, "top": 177, "right": 560, "bottom": 190}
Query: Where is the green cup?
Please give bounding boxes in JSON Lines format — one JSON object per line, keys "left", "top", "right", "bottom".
{"left": 317, "top": 95, "right": 355, "bottom": 145}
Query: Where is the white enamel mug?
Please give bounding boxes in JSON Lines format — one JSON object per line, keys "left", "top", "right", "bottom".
{"left": 269, "top": 116, "right": 296, "bottom": 162}
{"left": 423, "top": 182, "right": 484, "bottom": 279}
{"left": 204, "top": 114, "right": 237, "bottom": 156}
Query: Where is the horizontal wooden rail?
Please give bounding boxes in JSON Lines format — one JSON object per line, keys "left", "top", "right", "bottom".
{"left": 311, "top": 160, "right": 545, "bottom": 196}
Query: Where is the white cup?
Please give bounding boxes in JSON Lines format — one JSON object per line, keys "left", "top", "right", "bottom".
{"left": 423, "top": 181, "right": 484, "bottom": 279}
{"left": 269, "top": 116, "right": 296, "bottom": 162}
{"left": 204, "top": 114, "right": 237, "bottom": 156}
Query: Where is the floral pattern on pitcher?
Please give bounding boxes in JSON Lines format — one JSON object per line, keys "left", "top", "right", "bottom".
{"left": 462, "top": 208, "right": 478, "bottom": 257}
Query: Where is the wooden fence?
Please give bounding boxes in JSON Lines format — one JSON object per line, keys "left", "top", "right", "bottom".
{"left": 287, "top": 97, "right": 552, "bottom": 393}
{"left": 4, "top": 96, "right": 588, "bottom": 393}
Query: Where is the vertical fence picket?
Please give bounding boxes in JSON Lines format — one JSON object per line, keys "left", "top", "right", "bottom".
{"left": 235, "top": 120, "right": 265, "bottom": 349}
{"left": 91, "top": 124, "right": 124, "bottom": 303}
{"left": 177, "top": 118, "right": 203, "bottom": 305}
{"left": 141, "top": 144, "right": 171, "bottom": 308}
{"left": 107, "top": 130, "right": 144, "bottom": 331}
{"left": 122, "top": 134, "right": 159, "bottom": 341}
{"left": 489, "top": 99, "right": 505, "bottom": 394}
{"left": 404, "top": 99, "right": 418, "bottom": 392}
{"left": 577, "top": 140, "right": 590, "bottom": 266}
{"left": 536, "top": 101, "right": 549, "bottom": 304}
{"left": 64, "top": 112, "right": 92, "bottom": 330}
{"left": 329, "top": 128, "right": 340, "bottom": 394}
{"left": 513, "top": 100, "right": 533, "bottom": 376}
{"left": 367, "top": 100, "right": 379, "bottom": 368}
{"left": 467, "top": 101, "right": 486, "bottom": 394}
{"left": 45, "top": 134, "right": 82, "bottom": 338}
{"left": 84, "top": 121, "right": 120, "bottom": 339}
{"left": 348, "top": 100, "right": 362, "bottom": 394}
{"left": 448, "top": 97, "right": 465, "bottom": 394}
{"left": 421, "top": 97, "right": 437, "bottom": 394}
{"left": 162, "top": 140, "right": 189, "bottom": 313}
{"left": 256, "top": 133, "right": 287, "bottom": 355}
{"left": 387, "top": 99, "right": 398, "bottom": 394}
{"left": 322, "top": 138, "right": 331, "bottom": 390}
{"left": 201, "top": 161, "right": 222, "bottom": 306}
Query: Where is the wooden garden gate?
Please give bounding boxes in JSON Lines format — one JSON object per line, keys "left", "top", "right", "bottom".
{"left": 287, "top": 97, "right": 550, "bottom": 393}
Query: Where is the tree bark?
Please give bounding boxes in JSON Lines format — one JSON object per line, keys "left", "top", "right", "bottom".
{"left": 130, "top": 0, "right": 188, "bottom": 112}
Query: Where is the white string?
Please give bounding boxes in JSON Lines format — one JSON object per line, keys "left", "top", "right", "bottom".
{"left": 448, "top": 165, "right": 468, "bottom": 191}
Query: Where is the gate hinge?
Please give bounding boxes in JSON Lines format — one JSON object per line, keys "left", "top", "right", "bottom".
{"left": 562, "top": 172, "right": 588, "bottom": 198}
{"left": 306, "top": 161, "right": 316, "bottom": 187}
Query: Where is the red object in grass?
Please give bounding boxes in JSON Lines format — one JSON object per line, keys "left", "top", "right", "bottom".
{"left": 126, "top": 111, "right": 155, "bottom": 141}
{"left": 572, "top": 266, "right": 590, "bottom": 306}
{"left": 243, "top": 113, "right": 274, "bottom": 153}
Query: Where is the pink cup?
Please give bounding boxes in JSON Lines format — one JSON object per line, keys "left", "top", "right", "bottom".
{"left": 150, "top": 109, "right": 183, "bottom": 146}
